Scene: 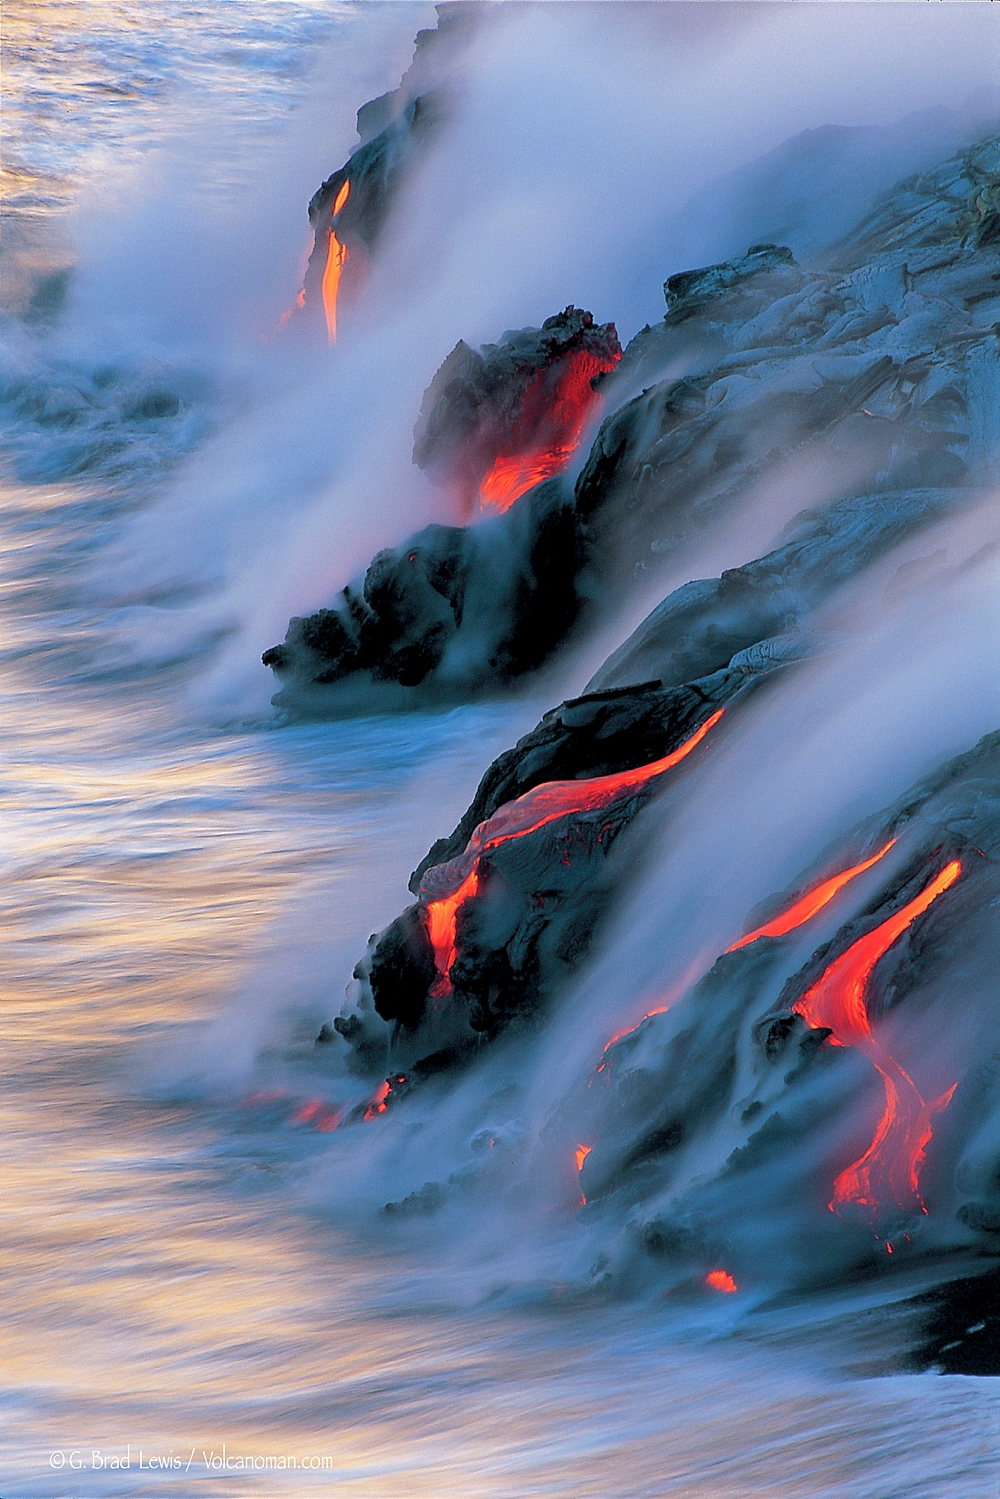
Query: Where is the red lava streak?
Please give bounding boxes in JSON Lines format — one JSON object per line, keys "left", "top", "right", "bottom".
{"left": 478, "top": 347, "right": 621, "bottom": 513}
{"left": 726, "top": 839, "right": 896, "bottom": 951}
{"left": 291, "top": 1099, "right": 343, "bottom": 1132}
{"left": 363, "top": 1080, "right": 390, "bottom": 1121}
{"left": 420, "top": 711, "right": 724, "bottom": 992}
{"left": 705, "top": 1270, "right": 738, "bottom": 1293}
{"left": 426, "top": 868, "right": 479, "bottom": 996}
{"left": 321, "top": 179, "right": 350, "bottom": 344}
{"left": 793, "top": 860, "right": 961, "bottom": 1220}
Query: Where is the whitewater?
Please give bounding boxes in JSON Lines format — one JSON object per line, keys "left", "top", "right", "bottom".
{"left": 2, "top": 4, "right": 998, "bottom": 1496}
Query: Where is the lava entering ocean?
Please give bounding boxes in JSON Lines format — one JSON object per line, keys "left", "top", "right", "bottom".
{"left": 793, "top": 860, "right": 961, "bottom": 1221}
{"left": 419, "top": 709, "right": 724, "bottom": 993}
{"left": 321, "top": 179, "right": 351, "bottom": 344}
{"left": 426, "top": 868, "right": 480, "bottom": 998}
{"left": 477, "top": 346, "right": 621, "bottom": 513}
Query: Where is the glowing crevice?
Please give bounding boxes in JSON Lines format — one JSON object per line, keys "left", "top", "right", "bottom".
{"left": 363, "top": 1079, "right": 390, "bottom": 1121}
{"left": 321, "top": 179, "right": 351, "bottom": 344}
{"left": 726, "top": 839, "right": 897, "bottom": 952}
{"left": 792, "top": 859, "right": 960, "bottom": 1220}
{"left": 426, "top": 868, "right": 479, "bottom": 997}
{"left": 420, "top": 710, "right": 724, "bottom": 994}
{"left": 477, "top": 347, "right": 621, "bottom": 513}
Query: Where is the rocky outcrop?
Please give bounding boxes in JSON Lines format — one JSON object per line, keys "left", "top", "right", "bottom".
{"left": 413, "top": 307, "right": 621, "bottom": 516}
{"left": 585, "top": 485, "right": 963, "bottom": 693}
{"left": 263, "top": 306, "right": 619, "bottom": 711}
{"left": 262, "top": 476, "right": 582, "bottom": 711}
{"left": 409, "top": 483, "right": 962, "bottom": 879}
{"left": 334, "top": 682, "right": 742, "bottom": 1073}
{"left": 325, "top": 475, "right": 963, "bottom": 1076}
{"left": 576, "top": 138, "right": 1000, "bottom": 577}
{"left": 267, "top": 133, "right": 999, "bottom": 712}
{"left": 293, "top": 5, "right": 484, "bottom": 339}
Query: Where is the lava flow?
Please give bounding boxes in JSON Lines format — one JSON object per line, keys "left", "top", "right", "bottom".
{"left": 726, "top": 839, "right": 896, "bottom": 951}
{"left": 426, "top": 868, "right": 479, "bottom": 997}
{"left": 705, "top": 1270, "right": 738, "bottom": 1293}
{"left": 321, "top": 179, "right": 351, "bottom": 344}
{"left": 478, "top": 347, "right": 620, "bottom": 513}
{"left": 420, "top": 709, "right": 724, "bottom": 993}
{"left": 575, "top": 1144, "right": 593, "bottom": 1205}
{"left": 793, "top": 859, "right": 961, "bottom": 1221}
{"left": 363, "top": 1079, "right": 390, "bottom": 1121}
{"left": 291, "top": 1099, "right": 343, "bottom": 1132}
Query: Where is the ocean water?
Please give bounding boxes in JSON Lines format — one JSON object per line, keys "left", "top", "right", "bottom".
{"left": 3, "top": 5, "right": 999, "bottom": 1497}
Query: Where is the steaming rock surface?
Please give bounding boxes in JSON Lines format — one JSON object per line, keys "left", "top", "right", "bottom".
{"left": 268, "top": 133, "right": 999, "bottom": 712}
{"left": 327, "top": 473, "right": 966, "bottom": 1079}
{"left": 262, "top": 474, "right": 582, "bottom": 708}
{"left": 413, "top": 307, "right": 621, "bottom": 514}
{"left": 565, "top": 730, "right": 1000, "bottom": 1289}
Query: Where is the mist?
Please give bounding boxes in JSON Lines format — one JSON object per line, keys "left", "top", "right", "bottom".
{"left": 18, "top": 1, "right": 990, "bottom": 720}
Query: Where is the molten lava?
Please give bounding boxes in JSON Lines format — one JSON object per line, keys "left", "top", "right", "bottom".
{"left": 705, "top": 1270, "right": 738, "bottom": 1293}
{"left": 321, "top": 179, "right": 351, "bottom": 345}
{"left": 422, "top": 710, "right": 724, "bottom": 903}
{"left": 726, "top": 839, "right": 896, "bottom": 951}
{"left": 575, "top": 1144, "right": 593, "bottom": 1172}
{"left": 425, "top": 868, "right": 480, "bottom": 997}
{"left": 793, "top": 860, "right": 961, "bottom": 1220}
{"left": 599, "top": 1006, "right": 670, "bottom": 1063}
{"left": 477, "top": 347, "right": 621, "bottom": 513}
{"left": 419, "top": 710, "right": 724, "bottom": 995}
{"left": 291, "top": 1098, "right": 343, "bottom": 1132}
{"left": 363, "top": 1079, "right": 390, "bottom": 1121}
{"left": 277, "top": 286, "right": 307, "bottom": 333}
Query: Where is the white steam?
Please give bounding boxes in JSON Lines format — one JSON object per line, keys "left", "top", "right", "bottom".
{"left": 40, "top": 0, "right": 996, "bottom": 716}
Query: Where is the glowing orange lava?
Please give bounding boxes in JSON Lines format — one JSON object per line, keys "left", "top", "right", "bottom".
{"left": 478, "top": 347, "right": 621, "bottom": 513}
{"left": 418, "top": 711, "right": 723, "bottom": 996}
{"left": 425, "top": 868, "right": 480, "bottom": 997}
{"left": 705, "top": 1269, "right": 738, "bottom": 1293}
{"left": 793, "top": 860, "right": 960, "bottom": 1219}
{"left": 276, "top": 286, "right": 307, "bottom": 333}
{"left": 726, "top": 839, "right": 897, "bottom": 951}
{"left": 575, "top": 1144, "right": 592, "bottom": 1172}
{"left": 363, "top": 1079, "right": 390, "bottom": 1121}
{"left": 421, "top": 709, "right": 724, "bottom": 904}
{"left": 601, "top": 1007, "right": 670, "bottom": 1058}
{"left": 321, "top": 179, "right": 351, "bottom": 344}
{"left": 291, "top": 1098, "right": 343, "bottom": 1131}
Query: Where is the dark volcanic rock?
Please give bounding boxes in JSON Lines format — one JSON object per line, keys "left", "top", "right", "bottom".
{"left": 586, "top": 486, "right": 963, "bottom": 693}
{"left": 413, "top": 307, "right": 622, "bottom": 516}
{"left": 563, "top": 729, "right": 1000, "bottom": 1287}
{"left": 663, "top": 243, "right": 797, "bottom": 322}
{"left": 263, "top": 477, "right": 582, "bottom": 711}
{"left": 263, "top": 306, "right": 619, "bottom": 711}
{"left": 333, "top": 642, "right": 797, "bottom": 1075}
{"left": 296, "top": 7, "right": 482, "bottom": 333}
{"left": 324, "top": 456, "right": 977, "bottom": 1075}
{"left": 268, "top": 133, "right": 999, "bottom": 713}
{"left": 910, "top": 1266, "right": 1000, "bottom": 1374}
{"left": 411, "top": 486, "right": 963, "bottom": 879}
